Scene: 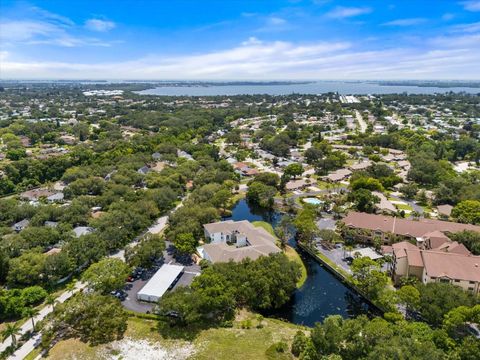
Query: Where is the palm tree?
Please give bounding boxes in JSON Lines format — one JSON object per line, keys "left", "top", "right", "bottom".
{"left": 343, "top": 245, "right": 353, "bottom": 260}
{"left": 66, "top": 282, "right": 76, "bottom": 295}
{"left": 275, "top": 215, "right": 293, "bottom": 250}
{"left": 45, "top": 294, "right": 57, "bottom": 311}
{"left": 1, "top": 323, "right": 21, "bottom": 347}
{"left": 23, "top": 307, "right": 40, "bottom": 332}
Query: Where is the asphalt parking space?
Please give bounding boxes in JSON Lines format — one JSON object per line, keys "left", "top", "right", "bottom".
{"left": 120, "top": 243, "right": 201, "bottom": 313}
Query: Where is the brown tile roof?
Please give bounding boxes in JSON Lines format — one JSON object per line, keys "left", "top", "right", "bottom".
{"left": 285, "top": 179, "right": 310, "bottom": 190}
{"left": 20, "top": 188, "right": 56, "bottom": 201}
{"left": 406, "top": 249, "right": 423, "bottom": 267}
{"left": 392, "top": 241, "right": 419, "bottom": 258}
{"left": 434, "top": 241, "right": 471, "bottom": 255}
{"left": 342, "top": 211, "right": 480, "bottom": 238}
{"left": 381, "top": 245, "right": 393, "bottom": 254}
{"left": 421, "top": 251, "right": 480, "bottom": 282}
{"left": 423, "top": 230, "right": 451, "bottom": 249}
{"left": 437, "top": 204, "right": 453, "bottom": 217}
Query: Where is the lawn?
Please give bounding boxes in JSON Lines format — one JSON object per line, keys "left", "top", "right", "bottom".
{"left": 42, "top": 312, "right": 306, "bottom": 360}
{"left": 314, "top": 180, "right": 330, "bottom": 190}
{"left": 395, "top": 203, "right": 413, "bottom": 211}
{"left": 228, "top": 192, "right": 245, "bottom": 208}
{"left": 252, "top": 222, "right": 307, "bottom": 288}
{"left": 252, "top": 221, "right": 275, "bottom": 236}
{"left": 193, "top": 311, "right": 302, "bottom": 360}
{"left": 284, "top": 245, "right": 308, "bottom": 288}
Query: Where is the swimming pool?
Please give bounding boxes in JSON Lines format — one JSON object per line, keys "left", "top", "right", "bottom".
{"left": 303, "top": 197, "right": 322, "bottom": 205}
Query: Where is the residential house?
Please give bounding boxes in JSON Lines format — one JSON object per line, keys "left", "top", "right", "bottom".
{"left": 324, "top": 168, "right": 352, "bottom": 182}
{"left": 233, "top": 162, "right": 258, "bottom": 177}
{"left": 285, "top": 179, "right": 312, "bottom": 191}
{"left": 73, "top": 226, "right": 94, "bottom": 238}
{"left": 59, "top": 135, "right": 77, "bottom": 145}
{"left": 20, "top": 189, "right": 55, "bottom": 202}
{"left": 137, "top": 165, "right": 151, "bottom": 175}
{"left": 349, "top": 161, "right": 372, "bottom": 172}
{"left": 47, "top": 192, "right": 64, "bottom": 203}
{"left": 372, "top": 191, "right": 397, "bottom": 214}
{"left": 177, "top": 150, "right": 193, "bottom": 160}
{"left": 12, "top": 219, "right": 30, "bottom": 232}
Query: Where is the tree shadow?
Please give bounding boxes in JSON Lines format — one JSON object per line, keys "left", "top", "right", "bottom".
{"left": 156, "top": 319, "right": 222, "bottom": 341}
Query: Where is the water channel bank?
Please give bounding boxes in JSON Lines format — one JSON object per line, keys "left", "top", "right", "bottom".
{"left": 225, "top": 199, "right": 378, "bottom": 327}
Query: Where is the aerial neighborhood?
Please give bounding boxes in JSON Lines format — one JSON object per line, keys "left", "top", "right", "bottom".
{"left": 0, "top": 81, "right": 480, "bottom": 359}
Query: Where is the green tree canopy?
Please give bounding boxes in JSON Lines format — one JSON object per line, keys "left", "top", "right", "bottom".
{"left": 82, "top": 258, "right": 130, "bottom": 294}
{"left": 49, "top": 293, "right": 127, "bottom": 345}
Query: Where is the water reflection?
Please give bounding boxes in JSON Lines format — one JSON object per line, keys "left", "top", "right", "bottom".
{"left": 226, "top": 199, "right": 377, "bottom": 327}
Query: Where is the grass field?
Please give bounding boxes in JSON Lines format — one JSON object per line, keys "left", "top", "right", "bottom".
{"left": 252, "top": 221, "right": 307, "bottom": 288}
{"left": 284, "top": 245, "right": 308, "bottom": 288}
{"left": 42, "top": 312, "right": 306, "bottom": 360}
{"left": 395, "top": 203, "right": 413, "bottom": 211}
{"left": 252, "top": 221, "right": 275, "bottom": 235}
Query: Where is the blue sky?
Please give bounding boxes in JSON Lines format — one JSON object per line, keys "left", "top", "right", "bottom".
{"left": 0, "top": 0, "right": 479, "bottom": 80}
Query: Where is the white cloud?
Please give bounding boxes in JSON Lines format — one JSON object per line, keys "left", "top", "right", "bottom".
{"left": 0, "top": 20, "right": 60, "bottom": 42}
{"left": 30, "top": 6, "right": 74, "bottom": 27}
{"left": 450, "top": 21, "right": 480, "bottom": 33}
{"left": 0, "top": 8, "right": 116, "bottom": 47}
{"left": 0, "top": 51, "right": 9, "bottom": 61}
{"left": 2, "top": 34, "right": 479, "bottom": 80}
{"left": 442, "top": 13, "right": 455, "bottom": 21}
{"left": 0, "top": 20, "right": 112, "bottom": 47}
{"left": 241, "top": 37, "right": 263, "bottom": 46}
{"left": 461, "top": 1, "right": 480, "bottom": 11}
{"left": 268, "top": 17, "right": 287, "bottom": 26}
{"left": 85, "top": 19, "right": 116, "bottom": 32}
{"left": 382, "top": 18, "right": 427, "bottom": 26}
{"left": 326, "top": 6, "right": 372, "bottom": 19}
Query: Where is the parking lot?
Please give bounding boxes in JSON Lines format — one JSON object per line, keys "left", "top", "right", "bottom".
{"left": 315, "top": 242, "right": 389, "bottom": 274}
{"left": 316, "top": 243, "right": 353, "bottom": 274}
{"left": 121, "top": 241, "right": 201, "bottom": 313}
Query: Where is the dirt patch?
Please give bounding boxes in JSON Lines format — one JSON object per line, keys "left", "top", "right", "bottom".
{"left": 101, "top": 338, "right": 195, "bottom": 360}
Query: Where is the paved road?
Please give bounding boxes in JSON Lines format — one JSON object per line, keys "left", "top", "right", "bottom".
{"left": 315, "top": 244, "right": 352, "bottom": 274}
{"left": 355, "top": 110, "right": 367, "bottom": 133}
{"left": 389, "top": 194, "right": 424, "bottom": 216}
{"left": 1, "top": 282, "right": 86, "bottom": 356}
{"left": 317, "top": 217, "right": 337, "bottom": 231}
{"left": 7, "top": 196, "right": 188, "bottom": 359}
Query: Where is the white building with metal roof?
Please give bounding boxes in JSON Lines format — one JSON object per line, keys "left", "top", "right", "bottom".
{"left": 137, "top": 264, "right": 184, "bottom": 303}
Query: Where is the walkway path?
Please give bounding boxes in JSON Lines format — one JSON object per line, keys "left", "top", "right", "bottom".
{"left": 1, "top": 282, "right": 86, "bottom": 356}
{"left": 6, "top": 195, "right": 188, "bottom": 359}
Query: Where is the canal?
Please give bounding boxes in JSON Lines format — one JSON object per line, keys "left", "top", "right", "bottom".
{"left": 225, "top": 199, "right": 377, "bottom": 327}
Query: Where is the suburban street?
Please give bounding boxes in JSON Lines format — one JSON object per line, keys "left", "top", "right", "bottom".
{"left": 0, "top": 282, "right": 86, "bottom": 356}
{"left": 5, "top": 197, "right": 188, "bottom": 359}
{"left": 355, "top": 110, "right": 367, "bottom": 133}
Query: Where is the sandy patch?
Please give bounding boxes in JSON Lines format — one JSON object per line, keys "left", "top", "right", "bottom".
{"left": 101, "top": 338, "right": 195, "bottom": 360}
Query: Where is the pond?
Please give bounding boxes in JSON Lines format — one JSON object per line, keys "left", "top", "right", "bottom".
{"left": 224, "top": 199, "right": 377, "bottom": 327}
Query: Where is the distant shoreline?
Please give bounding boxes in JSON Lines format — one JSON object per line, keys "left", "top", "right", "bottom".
{"left": 376, "top": 81, "right": 480, "bottom": 88}
{"left": 1, "top": 80, "right": 479, "bottom": 89}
